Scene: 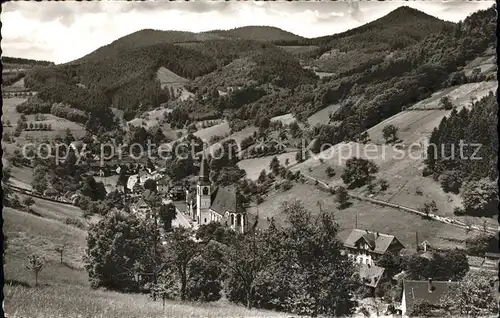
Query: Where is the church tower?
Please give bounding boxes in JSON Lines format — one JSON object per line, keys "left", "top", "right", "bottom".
{"left": 196, "top": 156, "right": 211, "bottom": 225}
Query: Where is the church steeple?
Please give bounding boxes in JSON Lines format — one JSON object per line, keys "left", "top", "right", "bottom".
{"left": 199, "top": 155, "right": 210, "bottom": 184}
{"left": 196, "top": 154, "right": 211, "bottom": 225}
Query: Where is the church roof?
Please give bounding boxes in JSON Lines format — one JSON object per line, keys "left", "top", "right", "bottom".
{"left": 198, "top": 155, "right": 210, "bottom": 183}
{"left": 210, "top": 187, "right": 243, "bottom": 216}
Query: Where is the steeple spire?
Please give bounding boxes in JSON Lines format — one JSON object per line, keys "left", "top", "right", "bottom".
{"left": 199, "top": 155, "right": 210, "bottom": 184}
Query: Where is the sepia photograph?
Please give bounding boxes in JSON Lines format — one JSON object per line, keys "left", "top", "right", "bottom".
{"left": 1, "top": 0, "right": 498, "bottom": 317}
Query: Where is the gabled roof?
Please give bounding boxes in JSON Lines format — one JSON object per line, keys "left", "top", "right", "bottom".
{"left": 403, "top": 280, "right": 457, "bottom": 314}
{"left": 344, "top": 229, "right": 404, "bottom": 254}
{"left": 210, "top": 187, "right": 242, "bottom": 216}
{"left": 135, "top": 198, "right": 148, "bottom": 208}
{"left": 359, "top": 264, "right": 385, "bottom": 288}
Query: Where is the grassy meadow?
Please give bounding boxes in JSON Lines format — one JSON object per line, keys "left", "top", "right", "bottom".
{"left": 2, "top": 199, "right": 289, "bottom": 318}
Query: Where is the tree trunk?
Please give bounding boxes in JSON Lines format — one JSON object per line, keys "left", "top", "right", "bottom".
{"left": 35, "top": 273, "right": 38, "bottom": 287}
{"left": 246, "top": 289, "right": 252, "bottom": 309}
{"left": 60, "top": 252, "right": 63, "bottom": 264}
{"left": 181, "top": 277, "right": 186, "bottom": 301}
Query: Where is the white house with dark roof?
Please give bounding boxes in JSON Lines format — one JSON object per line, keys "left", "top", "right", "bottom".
{"left": 343, "top": 229, "right": 405, "bottom": 266}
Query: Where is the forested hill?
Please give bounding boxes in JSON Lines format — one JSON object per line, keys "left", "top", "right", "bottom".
{"left": 2, "top": 56, "right": 54, "bottom": 67}
{"left": 16, "top": 6, "right": 496, "bottom": 134}
{"left": 276, "top": 6, "right": 454, "bottom": 50}
{"left": 204, "top": 26, "right": 305, "bottom": 42}
{"left": 70, "top": 26, "right": 304, "bottom": 65}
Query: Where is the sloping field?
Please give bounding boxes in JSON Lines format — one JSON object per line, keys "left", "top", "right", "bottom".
{"left": 270, "top": 113, "right": 296, "bottom": 125}
{"left": 202, "top": 125, "right": 258, "bottom": 157}
{"left": 5, "top": 77, "right": 26, "bottom": 90}
{"left": 463, "top": 46, "right": 496, "bottom": 77}
{"left": 3, "top": 207, "right": 88, "bottom": 275}
{"left": 248, "top": 183, "right": 470, "bottom": 251}
{"left": 193, "top": 120, "right": 231, "bottom": 142}
{"left": 291, "top": 81, "right": 499, "bottom": 230}
{"left": 156, "top": 67, "right": 194, "bottom": 101}
{"left": 5, "top": 284, "right": 288, "bottom": 318}
{"left": 3, "top": 204, "right": 286, "bottom": 318}
{"left": 409, "top": 81, "right": 497, "bottom": 110}
{"left": 156, "top": 67, "right": 188, "bottom": 88}
{"left": 2, "top": 97, "right": 86, "bottom": 143}
{"left": 237, "top": 151, "right": 298, "bottom": 180}
{"left": 307, "top": 103, "right": 341, "bottom": 126}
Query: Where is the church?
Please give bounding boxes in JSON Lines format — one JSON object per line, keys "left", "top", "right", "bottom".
{"left": 184, "top": 156, "right": 247, "bottom": 233}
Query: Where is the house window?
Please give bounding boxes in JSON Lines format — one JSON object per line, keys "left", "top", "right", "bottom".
{"left": 204, "top": 218, "right": 207, "bottom": 223}
{"left": 231, "top": 214, "right": 235, "bottom": 226}
{"left": 203, "top": 187, "right": 209, "bottom": 195}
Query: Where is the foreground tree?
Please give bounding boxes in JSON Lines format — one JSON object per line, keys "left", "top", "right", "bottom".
{"left": 341, "top": 157, "right": 379, "bottom": 188}
{"left": 164, "top": 227, "right": 199, "bottom": 301}
{"left": 227, "top": 201, "right": 358, "bottom": 316}
{"left": 272, "top": 200, "right": 358, "bottom": 316}
{"left": 185, "top": 240, "right": 226, "bottom": 302}
{"left": 462, "top": 178, "right": 498, "bottom": 217}
{"left": 226, "top": 222, "right": 266, "bottom": 309}
{"left": 25, "top": 254, "right": 45, "bottom": 286}
{"left": 85, "top": 211, "right": 153, "bottom": 291}
{"left": 335, "top": 186, "right": 351, "bottom": 209}
{"left": 158, "top": 202, "right": 177, "bottom": 232}
{"left": 382, "top": 125, "right": 398, "bottom": 143}
{"left": 55, "top": 244, "right": 66, "bottom": 264}
{"left": 440, "top": 270, "right": 498, "bottom": 317}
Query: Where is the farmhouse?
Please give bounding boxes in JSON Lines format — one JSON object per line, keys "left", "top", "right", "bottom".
{"left": 343, "top": 229, "right": 405, "bottom": 266}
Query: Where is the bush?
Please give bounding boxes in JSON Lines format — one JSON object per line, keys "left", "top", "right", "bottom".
{"left": 282, "top": 181, "right": 293, "bottom": 191}
{"left": 379, "top": 179, "right": 389, "bottom": 191}
{"left": 65, "top": 217, "right": 86, "bottom": 229}
{"left": 438, "top": 171, "right": 461, "bottom": 194}
{"left": 325, "top": 166, "right": 335, "bottom": 177}
{"left": 422, "top": 166, "right": 433, "bottom": 177}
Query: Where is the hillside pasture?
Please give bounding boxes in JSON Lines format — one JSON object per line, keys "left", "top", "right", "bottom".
{"left": 4, "top": 284, "right": 289, "bottom": 318}
{"left": 237, "top": 151, "right": 298, "bottom": 180}
{"left": 408, "top": 80, "right": 497, "bottom": 110}
{"left": 248, "top": 182, "right": 470, "bottom": 251}
{"left": 292, "top": 81, "right": 499, "bottom": 229}
{"left": 270, "top": 113, "right": 296, "bottom": 126}
{"left": 156, "top": 67, "right": 194, "bottom": 101}
{"left": 463, "top": 46, "right": 496, "bottom": 77}
{"left": 193, "top": 120, "right": 231, "bottom": 142}
{"left": 2, "top": 97, "right": 86, "bottom": 144}
{"left": 202, "top": 125, "right": 258, "bottom": 157}
{"left": 307, "top": 103, "right": 341, "bottom": 126}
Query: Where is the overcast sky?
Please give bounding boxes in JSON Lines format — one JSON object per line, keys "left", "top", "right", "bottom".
{"left": 2, "top": 0, "right": 494, "bottom": 64}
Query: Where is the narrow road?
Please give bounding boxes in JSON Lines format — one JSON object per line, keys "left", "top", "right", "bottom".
{"left": 167, "top": 200, "right": 192, "bottom": 228}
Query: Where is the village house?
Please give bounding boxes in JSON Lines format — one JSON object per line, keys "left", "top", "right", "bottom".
{"left": 344, "top": 229, "right": 405, "bottom": 292}
{"left": 343, "top": 229, "right": 405, "bottom": 266}
{"left": 132, "top": 197, "right": 150, "bottom": 217}
{"left": 401, "top": 279, "right": 457, "bottom": 317}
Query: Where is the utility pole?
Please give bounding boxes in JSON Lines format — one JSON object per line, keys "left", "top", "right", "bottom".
{"left": 416, "top": 230, "right": 419, "bottom": 252}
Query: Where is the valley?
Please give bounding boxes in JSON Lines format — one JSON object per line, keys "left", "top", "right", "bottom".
{"left": 2, "top": 3, "right": 498, "bottom": 318}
